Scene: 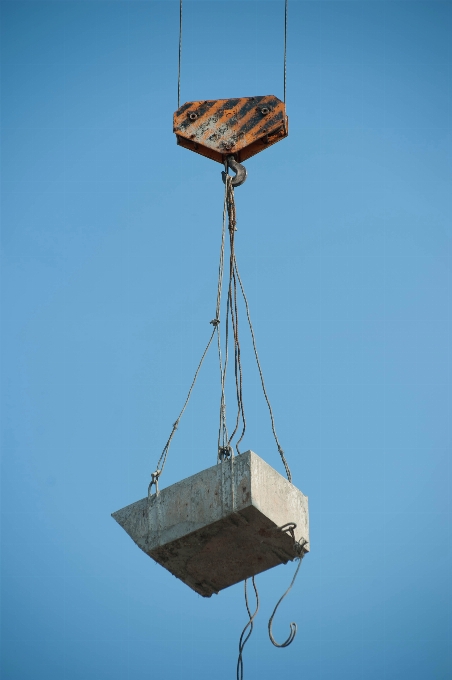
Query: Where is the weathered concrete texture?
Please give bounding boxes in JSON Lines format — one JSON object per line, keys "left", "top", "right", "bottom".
{"left": 112, "top": 450, "right": 309, "bottom": 597}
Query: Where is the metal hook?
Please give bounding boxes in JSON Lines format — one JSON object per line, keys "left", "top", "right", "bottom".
{"left": 268, "top": 557, "right": 302, "bottom": 648}
{"left": 222, "top": 155, "right": 247, "bottom": 187}
{"left": 276, "top": 522, "right": 297, "bottom": 542}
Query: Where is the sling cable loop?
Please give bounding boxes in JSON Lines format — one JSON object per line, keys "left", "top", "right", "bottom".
{"left": 217, "top": 178, "right": 230, "bottom": 461}
{"left": 148, "top": 324, "right": 217, "bottom": 498}
{"left": 222, "top": 174, "right": 247, "bottom": 457}
{"left": 235, "top": 262, "right": 292, "bottom": 483}
{"left": 219, "top": 173, "right": 246, "bottom": 460}
{"left": 222, "top": 173, "right": 292, "bottom": 483}
{"left": 237, "top": 577, "right": 259, "bottom": 680}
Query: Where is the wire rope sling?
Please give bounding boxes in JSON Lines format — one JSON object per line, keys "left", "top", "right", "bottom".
{"left": 112, "top": 2, "right": 309, "bottom": 677}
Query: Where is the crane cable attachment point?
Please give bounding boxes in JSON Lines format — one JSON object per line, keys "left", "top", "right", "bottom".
{"left": 222, "top": 155, "right": 247, "bottom": 188}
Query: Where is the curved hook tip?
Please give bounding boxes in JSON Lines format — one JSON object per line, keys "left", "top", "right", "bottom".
{"left": 268, "top": 619, "right": 297, "bottom": 649}
{"left": 267, "top": 557, "right": 302, "bottom": 649}
{"left": 222, "top": 155, "right": 247, "bottom": 187}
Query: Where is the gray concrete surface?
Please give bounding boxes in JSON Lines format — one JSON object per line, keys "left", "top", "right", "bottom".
{"left": 112, "top": 450, "right": 309, "bottom": 597}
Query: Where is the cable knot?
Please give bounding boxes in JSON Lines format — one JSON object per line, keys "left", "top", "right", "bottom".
{"left": 148, "top": 469, "right": 162, "bottom": 497}
{"left": 294, "top": 538, "right": 309, "bottom": 558}
{"left": 210, "top": 318, "right": 220, "bottom": 327}
{"left": 218, "top": 445, "right": 232, "bottom": 462}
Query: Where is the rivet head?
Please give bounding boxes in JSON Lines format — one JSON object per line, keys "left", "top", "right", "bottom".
{"left": 189, "top": 112, "right": 198, "bottom": 121}
{"left": 260, "top": 107, "right": 270, "bottom": 115}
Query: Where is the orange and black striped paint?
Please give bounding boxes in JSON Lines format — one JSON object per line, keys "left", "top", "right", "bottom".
{"left": 173, "top": 95, "right": 288, "bottom": 164}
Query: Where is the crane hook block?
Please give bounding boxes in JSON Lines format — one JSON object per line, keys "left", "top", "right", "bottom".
{"left": 173, "top": 95, "right": 288, "bottom": 165}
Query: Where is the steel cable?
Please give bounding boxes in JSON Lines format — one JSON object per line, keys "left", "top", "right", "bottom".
{"left": 268, "top": 557, "right": 302, "bottom": 648}
{"left": 220, "top": 174, "right": 292, "bottom": 481}
{"left": 283, "top": 0, "right": 288, "bottom": 104}
{"left": 217, "top": 179, "right": 229, "bottom": 455}
{"left": 222, "top": 175, "right": 247, "bottom": 455}
{"left": 237, "top": 577, "right": 259, "bottom": 680}
{"left": 234, "top": 261, "right": 292, "bottom": 483}
{"left": 177, "top": 0, "right": 183, "bottom": 108}
{"left": 149, "top": 177, "right": 229, "bottom": 491}
{"left": 150, "top": 324, "right": 217, "bottom": 491}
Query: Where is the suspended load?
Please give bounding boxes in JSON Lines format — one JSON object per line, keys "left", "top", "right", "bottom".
{"left": 113, "top": 0, "right": 308, "bottom": 675}
{"left": 113, "top": 450, "right": 309, "bottom": 597}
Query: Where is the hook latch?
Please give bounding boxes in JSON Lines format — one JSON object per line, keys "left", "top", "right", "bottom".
{"left": 222, "top": 155, "right": 247, "bottom": 188}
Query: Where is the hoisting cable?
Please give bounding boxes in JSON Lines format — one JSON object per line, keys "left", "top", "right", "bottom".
{"left": 177, "top": 0, "right": 288, "bottom": 110}
{"left": 237, "top": 577, "right": 259, "bottom": 680}
{"left": 283, "top": 0, "right": 288, "bottom": 104}
{"left": 177, "top": 0, "right": 183, "bottom": 108}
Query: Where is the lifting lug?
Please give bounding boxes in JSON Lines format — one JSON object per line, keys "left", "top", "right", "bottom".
{"left": 222, "top": 155, "right": 247, "bottom": 188}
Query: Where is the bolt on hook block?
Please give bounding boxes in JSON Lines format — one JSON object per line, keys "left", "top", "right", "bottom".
{"left": 112, "top": 450, "right": 309, "bottom": 598}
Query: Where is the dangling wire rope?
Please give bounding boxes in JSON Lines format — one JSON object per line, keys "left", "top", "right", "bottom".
{"left": 268, "top": 556, "right": 302, "bottom": 648}
{"left": 223, "top": 167, "right": 299, "bottom": 674}
{"left": 237, "top": 577, "right": 259, "bottom": 680}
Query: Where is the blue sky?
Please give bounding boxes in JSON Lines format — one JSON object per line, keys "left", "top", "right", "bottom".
{"left": 1, "top": 1, "right": 451, "bottom": 679}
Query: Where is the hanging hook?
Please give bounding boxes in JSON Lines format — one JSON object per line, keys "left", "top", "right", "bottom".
{"left": 268, "top": 557, "right": 302, "bottom": 648}
{"left": 222, "top": 155, "right": 247, "bottom": 187}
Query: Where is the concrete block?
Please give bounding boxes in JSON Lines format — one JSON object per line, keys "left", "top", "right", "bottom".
{"left": 112, "top": 450, "right": 309, "bottom": 597}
